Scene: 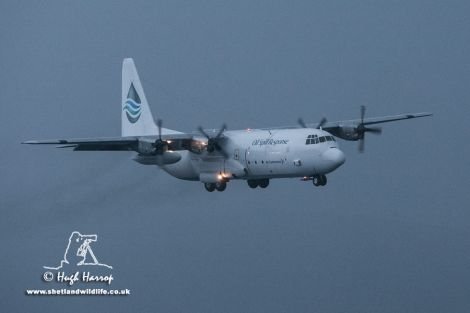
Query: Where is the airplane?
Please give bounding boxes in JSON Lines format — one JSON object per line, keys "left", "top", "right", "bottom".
{"left": 23, "top": 58, "right": 432, "bottom": 192}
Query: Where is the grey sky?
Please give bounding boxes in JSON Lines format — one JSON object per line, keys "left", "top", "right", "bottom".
{"left": 1, "top": 1, "right": 469, "bottom": 312}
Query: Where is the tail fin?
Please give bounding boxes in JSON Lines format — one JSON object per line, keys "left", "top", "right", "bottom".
{"left": 121, "top": 58, "right": 159, "bottom": 136}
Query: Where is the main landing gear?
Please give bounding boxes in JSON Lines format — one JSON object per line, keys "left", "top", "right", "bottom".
{"left": 204, "top": 181, "right": 227, "bottom": 192}
{"left": 247, "top": 179, "right": 270, "bottom": 189}
{"left": 312, "top": 175, "right": 327, "bottom": 187}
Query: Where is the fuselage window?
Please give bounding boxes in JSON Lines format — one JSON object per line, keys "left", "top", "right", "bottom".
{"left": 319, "top": 136, "right": 326, "bottom": 143}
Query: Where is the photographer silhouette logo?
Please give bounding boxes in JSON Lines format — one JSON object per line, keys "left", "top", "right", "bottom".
{"left": 44, "top": 231, "right": 112, "bottom": 270}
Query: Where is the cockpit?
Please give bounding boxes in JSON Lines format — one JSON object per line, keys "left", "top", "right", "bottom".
{"left": 305, "top": 134, "right": 336, "bottom": 145}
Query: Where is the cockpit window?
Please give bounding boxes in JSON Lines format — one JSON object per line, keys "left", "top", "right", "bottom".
{"left": 306, "top": 134, "right": 336, "bottom": 145}
{"left": 306, "top": 134, "right": 319, "bottom": 145}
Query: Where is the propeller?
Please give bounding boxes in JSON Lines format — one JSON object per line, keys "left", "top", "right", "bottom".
{"left": 197, "top": 124, "right": 228, "bottom": 158}
{"left": 316, "top": 117, "right": 327, "bottom": 129}
{"left": 356, "top": 105, "right": 382, "bottom": 152}
{"left": 152, "top": 118, "right": 168, "bottom": 154}
{"left": 297, "top": 118, "right": 307, "bottom": 128}
{"left": 297, "top": 117, "right": 328, "bottom": 129}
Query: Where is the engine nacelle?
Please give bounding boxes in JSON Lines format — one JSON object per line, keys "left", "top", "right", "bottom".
{"left": 133, "top": 151, "right": 182, "bottom": 165}
{"left": 137, "top": 141, "right": 157, "bottom": 155}
{"left": 328, "top": 126, "right": 360, "bottom": 141}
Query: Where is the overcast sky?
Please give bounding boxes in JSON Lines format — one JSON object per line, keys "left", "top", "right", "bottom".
{"left": 1, "top": 1, "right": 470, "bottom": 312}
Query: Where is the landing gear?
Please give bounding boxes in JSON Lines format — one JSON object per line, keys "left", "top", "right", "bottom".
{"left": 247, "top": 179, "right": 269, "bottom": 189}
{"left": 259, "top": 179, "right": 269, "bottom": 188}
{"left": 215, "top": 181, "right": 227, "bottom": 192}
{"left": 204, "top": 183, "right": 216, "bottom": 192}
{"left": 204, "top": 181, "right": 227, "bottom": 192}
{"left": 247, "top": 180, "right": 258, "bottom": 189}
{"left": 312, "top": 175, "right": 327, "bottom": 186}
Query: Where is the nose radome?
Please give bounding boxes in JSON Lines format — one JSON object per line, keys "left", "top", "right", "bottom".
{"left": 322, "top": 148, "right": 346, "bottom": 168}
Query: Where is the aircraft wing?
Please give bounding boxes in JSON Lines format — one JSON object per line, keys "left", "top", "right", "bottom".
{"left": 320, "top": 112, "right": 433, "bottom": 129}
{"left": 292, "top": 110, "right": 432, "bottom": 151}
{"left": 259, "top": 110, "right": 431, "bottom": 152}
{"left": 261, "top": 112, "right": 432, "bottom": 131}
{"left": 22, "top": 133, "right": 194, "bottom": 151}
{"left": 22, "top": 137, "right": 139, "bottom": 151}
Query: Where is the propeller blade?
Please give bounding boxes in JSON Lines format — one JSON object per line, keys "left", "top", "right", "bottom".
{"left": 360, "top": 105, "right": 366, "bottom": 124}
{"left": 359, "top": 137, "right": 365, "bottom": 153}
{"left": 298, "top": 117, "right": 327, "bottom": 129}
{"left": 215, "top": 124, "right": 227, "bottom": 139}
{"left": 157, "top": 119, "right": 163, "bottom": 141}
{"left": 364, "top": 126, "right": 382, "bottom": 134}
{"left": 197, "top": 125, "right": 228, "bottom": 158}
{"left": 316, "top": 117, "right": 327, "bottom": 129}
{"left": 197, "top": 126, "right": 211, "bottom": 139}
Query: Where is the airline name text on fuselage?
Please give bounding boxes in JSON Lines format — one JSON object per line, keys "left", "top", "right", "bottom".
{"left": 252, "top": 139, "right": 289, "bottom": 146}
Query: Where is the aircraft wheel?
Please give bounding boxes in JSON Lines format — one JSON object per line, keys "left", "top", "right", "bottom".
{"left": 215, "top": 182, "right": 227, "bottom": 192}
{"left": 204, "top": 183, "right": 216, "bottom": 192}
{"left": 320, "top": 175, "right": 327, "bottom": 186}
{"left": 312, "top": 176, "right": 321, "bottom": 187}
{"left": 259, "top": 179, "right": 269, "bottom": 188}
{"left": 247, "top": 180, "right": 258, "bottom": 189}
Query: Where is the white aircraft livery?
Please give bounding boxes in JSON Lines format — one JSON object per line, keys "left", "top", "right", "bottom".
{"left": 23, "top": 58, "right": 432, "bottom": 192}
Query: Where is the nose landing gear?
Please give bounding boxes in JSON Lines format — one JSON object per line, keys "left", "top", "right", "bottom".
{"left": 312, "top": 175, "right": 327, "bottom": 186}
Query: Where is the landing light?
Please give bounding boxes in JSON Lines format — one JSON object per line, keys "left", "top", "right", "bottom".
{"left": 217, "top": 173, "right": 231, "bottom": 181}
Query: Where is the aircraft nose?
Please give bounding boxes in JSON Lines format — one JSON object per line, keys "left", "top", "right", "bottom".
{"left": 322, "top": 148, "right": 346, "bottom": 169}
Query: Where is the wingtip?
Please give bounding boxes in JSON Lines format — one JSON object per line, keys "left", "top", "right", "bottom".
{"left": 408, "top": 112, "right": 433, "bottom": 118}
{"left": 419, "top": 112, "right": 433, "bottom": 117}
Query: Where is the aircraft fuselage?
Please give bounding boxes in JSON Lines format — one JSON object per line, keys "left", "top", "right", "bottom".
{"left": 162, "top": 128, "right": 345, "bottom": 182}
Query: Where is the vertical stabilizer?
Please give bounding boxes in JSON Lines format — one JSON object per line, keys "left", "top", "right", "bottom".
{"left": 121, "top": 58, "right": 158, "bottom": 136}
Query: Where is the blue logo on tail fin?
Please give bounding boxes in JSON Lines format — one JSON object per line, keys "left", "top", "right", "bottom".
{"left": 123, "top": 83, "right": 141, "bottom": 123}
